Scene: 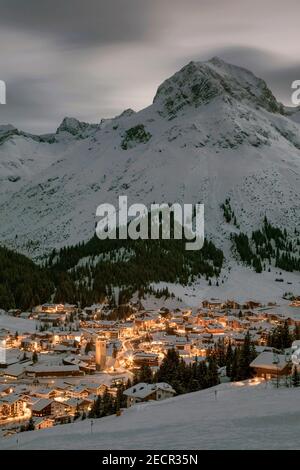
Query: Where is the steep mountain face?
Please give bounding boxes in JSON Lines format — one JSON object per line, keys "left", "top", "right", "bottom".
{"left": 153, "top": 57, "right": 282, "bottom": 116}
{"left": 0, "top": 58, "right": 300, "bottom": 259}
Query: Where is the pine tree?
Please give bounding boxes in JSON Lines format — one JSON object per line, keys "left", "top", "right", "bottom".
{"left": 27, "top": 417, "right": 35, "bottom": 431}
{"left": 225, "top": 341, "right": 233, "bottom": 377}
{"left": 74, "top": 403, "right": 80, "bottom": 420}
{"left": 230, "top": 349, "right": 239, "bottom": 381}
{"left": 294, "top": 324, "right": 300, "bottom": 341}
{"left": 137, "top": 365, "right": 153, "bottom": 384}
{"left": 292, "top": 367, "right": 300, "bottom": 387}
{"left": 207, "top": 356, "right": 219, "bottom": 387}
{"left": 21, "top": 352, "right": 27, "bottom": 361}
{"left": 237, "top": 331, "right": 254, "bottom": 380}
{"left": 85, "top": 341, "right": 93, "bottom": 354}
{"left": 32, "top": 351, "right": 38, "bottom": 363}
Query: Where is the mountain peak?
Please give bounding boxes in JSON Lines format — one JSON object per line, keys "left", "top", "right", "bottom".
{"left": 153, "top": 57, "right": 282, "bottom": 117}
{"left": 56, "top": 117, "right": 91, "bottom": 136}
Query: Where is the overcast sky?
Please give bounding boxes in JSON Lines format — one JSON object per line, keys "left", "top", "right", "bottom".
{"left": 0, "top": 0, "right": 299, "bottom": 133}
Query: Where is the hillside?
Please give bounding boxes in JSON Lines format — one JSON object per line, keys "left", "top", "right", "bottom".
{"left": 0, "top": 245, "right": 53, "bottom": 311}
{"left": 1, "top": 381, "right": 299, "bottom": 449}
{"left": 0, "top": 57, "right": 300, "bottom": 260}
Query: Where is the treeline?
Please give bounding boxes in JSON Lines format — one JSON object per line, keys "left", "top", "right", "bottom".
{"left": 267, "top": 320, "right": 300, "bottom": 350}
{"left": 154, "top": 348, "right": 219, "bottom": 394}
{"left": 132, "top": 334, "right": 257, "bottom": 393}
{"left": 232, "top": 217, "right": 300, "bottom": 273}
{"left": 88, "top": 386, "right": 128, "bottom": 419}
{"left": 0, "top": 227, "right": 225, "bottom": 310}
{"left": 48, "top": 234, "right": 224, "bottom": 307}
{"left": 0, "top": 245, "right": 53, "bottom": 310}
{"left": 210, "top": 333, "right": 257, "bottom": 381}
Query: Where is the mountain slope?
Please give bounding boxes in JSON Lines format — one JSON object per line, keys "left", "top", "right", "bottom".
{"left": 0, "top": 58, "right": 300, "bottom": 258}
{"left": 1, "top": 382, "right": 300, "bottom": 449}
{"left": 0, "top": 245, "right": 53, "bottom": 310}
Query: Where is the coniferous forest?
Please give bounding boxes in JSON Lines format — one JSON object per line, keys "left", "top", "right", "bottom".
{"left": 0, "top": 245, "right": 53, "bottom": 311}
{"left": 1, "top": 212, "right": 300, "bottom": 311}
{"left": 0, "top": 233, "right": 224, "bottom": 310}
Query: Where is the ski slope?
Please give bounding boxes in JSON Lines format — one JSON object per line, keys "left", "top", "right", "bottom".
{"left": 1, "top": 381, "right": 299, "bottom": 449}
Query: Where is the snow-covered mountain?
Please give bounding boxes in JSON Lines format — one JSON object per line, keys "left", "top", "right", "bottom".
{"left": 0, "top": 57, "right": 300, "bottom": 257}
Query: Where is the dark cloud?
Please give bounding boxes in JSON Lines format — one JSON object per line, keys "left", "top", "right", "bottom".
{"left": 196, "top": 46, "right": 300, "bottom": 104}
{"left": 0, "top": 0, "right": 153, "bottom": 46}
{"left": 0, "top": 0, "right": 299, "bottom": 133}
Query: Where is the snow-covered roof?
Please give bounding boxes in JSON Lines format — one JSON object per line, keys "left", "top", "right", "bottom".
{"left": 250, "top": 352, "right": 289, "bottom": 371}
{"left": 65, "top": 398, "right": 86, "bottom": 407}
{"left": 26, "top": 365, "right": 80, "bottom": 373}
{"left": 0, "top": 394, "right": 25, "bottom": 404}
{"left": 3, "top": 361, "right": 32, "bottom": 377}
{"left": 32, "top": 398, "right": 53, "bottom": 411}
{"left": 124, "top": 382, "right": 176, "bottom": 399}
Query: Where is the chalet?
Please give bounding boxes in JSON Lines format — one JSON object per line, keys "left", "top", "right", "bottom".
{"left": 26, "top": 365, "right": 83, "bottom": 378}
{"left": 225, "top": 300, "right": 241, "bottom": 309}
{"left": 205, "top": 323, "right": 225, "bottom": 334}
{"left": 31, "top": 398, "right": 53, "bottom": 416}
{"left": 2, "top": 361, "right": 32, "bottom": 380}
{"left": 32, "top": 387, "right": 57, "bottom": 399}
{"left": 286, "top": 317, "right": 300, "bottom": 327}
{"left": 230, "top": 333, "right": 246, "bottom": 346}
{"left": 7, "top": 309, "right": 21, "bottom": 317}
{"left": 39, "top": 303, "right": 65, "bottom": 313}
{"left": 0, "top": 395, "right": 27, "bottom": 418}
{"left": 20, "top": 338, "right": 38, "bottom": 351}
{"left": 202, "top": 300, "right": 224, "bottom": 310}
{"left": 84, "top": 304, "right": 104, "bottom": 316}
{"left": 66, "top": 385, "right": 89, "bottom": 399}
{"left": 250, "top": 351, "right": 291, "bottom": 379}
{"left": 133, "top": 352, "right": 159, "bottom": 366}
{"left": 85, "top": 383, "right": 107, "bottom": 395}
{"left": 225, "top": 316, "right": 243, "bottom": 329}
{"left": 123, "top": 382, "right": 176, "bottom": 407}
{"left": 31, "top": 398, "right": 67, "bottom": 417}
{"left": 53, "top": 332, "right": 82, "bottom": 344}
{"left": 33, "top": 417, "right": 54, "bottom": 430}
{"left": 38, "top": 314, "right": 65, "bottom": 325}
{"left": 101, "top": 328, "right": 119, "bottom": 340}
{"left": 244, "top": 301, "right": 262, "bottom": 309}
{"left": 174, "top": 337, "right": 191, "bottom": 353}
{"left": 201, "top": 333, "right": 214, "bottom": 344}
{"left": 0, "top": 384, "right": 12, "bottom": 396}
{"left": 185, "top": 324, "right": 194, "bottom": 333}
{"left": 119, "top": 322, "right": 135, "bottom": 338}
{"left": 64, "top": 398, "right": 91, "bottom": 414}
{"left": 53, "top": 344, "right": 77, "bottom": 354}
